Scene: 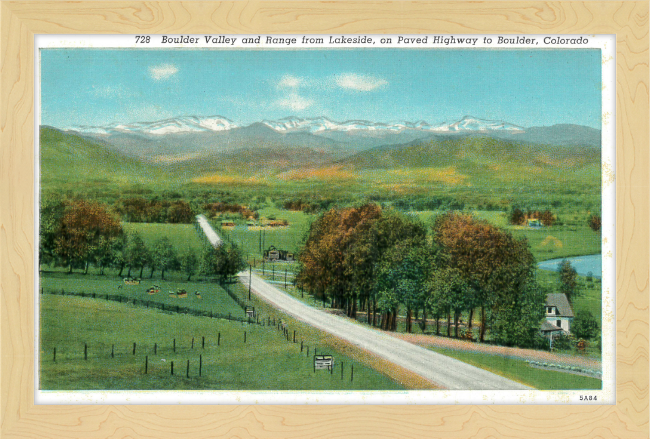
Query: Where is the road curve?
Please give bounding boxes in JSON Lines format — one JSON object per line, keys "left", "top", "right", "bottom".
{"left": 238, "top": 272, "right": 531, "bottom": 390}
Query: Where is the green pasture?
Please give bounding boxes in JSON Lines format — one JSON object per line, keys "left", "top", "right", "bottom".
{"left": 40, "top": 272, "right": 244, "bottom": 317}
{"left": 428, "top": 347, "right": 601, "bottom": 390}
{"left": 122, "top": 222, "right": 207, "bottom": 253}
{"left": 39, "top": 294, "right": 404, "bottom": 390}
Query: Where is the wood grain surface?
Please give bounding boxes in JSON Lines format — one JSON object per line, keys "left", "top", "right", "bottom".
{"left": 1, "top": 2, "right": 648, "bottom": 438}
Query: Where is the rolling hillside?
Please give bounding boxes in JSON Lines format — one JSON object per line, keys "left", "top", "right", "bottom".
{"left": 39, "top": 127, "right": 166, "bottom": 187}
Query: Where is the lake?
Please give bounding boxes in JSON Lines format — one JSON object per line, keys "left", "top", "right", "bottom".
{"left": 537, "top": 254, "right": 602, "bottom": 279}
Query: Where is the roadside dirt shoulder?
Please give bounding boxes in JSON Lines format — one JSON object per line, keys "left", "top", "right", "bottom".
{"left": 393, "top": 333, "right": 602, "bottom": 371}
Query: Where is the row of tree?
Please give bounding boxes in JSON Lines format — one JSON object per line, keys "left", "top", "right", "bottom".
{"left": 296, "top": 204, "right": 546, "bottom": 348}
{"left": 40, "top": 197, "right": 245, "bottom": 281}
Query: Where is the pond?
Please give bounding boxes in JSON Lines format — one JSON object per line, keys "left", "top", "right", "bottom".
{"left": 537, "top": 254, "right": 602, "bottom": 279}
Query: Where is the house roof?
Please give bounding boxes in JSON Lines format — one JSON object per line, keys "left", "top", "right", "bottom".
{"left": 541, "top": 320, "right": 564, "bottom": 332}
{"left": 545, "top": 293, "right": 574, "bottom": 317}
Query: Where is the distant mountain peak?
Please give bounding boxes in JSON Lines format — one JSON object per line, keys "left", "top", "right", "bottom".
{"left": 65, "top": 115, "right": 238, "bottom": 136}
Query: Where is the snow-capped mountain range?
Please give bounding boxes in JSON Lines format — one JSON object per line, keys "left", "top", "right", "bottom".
{"left": 64, "top": 115, "right": 525, "bottom": 137}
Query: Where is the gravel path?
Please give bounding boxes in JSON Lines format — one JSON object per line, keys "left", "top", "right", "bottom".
{"left": 238, "top": 272, "right": 531, "bottom": 390}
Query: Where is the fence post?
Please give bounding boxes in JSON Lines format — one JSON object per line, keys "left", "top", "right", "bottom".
{"left": 199, "top": 354, "right": 202, "bottom": 377}
{"left": 244, "top": 331, "right": 246, "bottom": 343}
{"left": 341, "top": 362, "right": 344, "bottom": 380}
{"left": 84, "top": 343, "right": 88, "bottom": 361}
{"left": 218, "top": 333, "right": 221, "bottom": 346}
{"left": 133, "top": 342, "right": 136, "bottom": 355}
{"left": 171, "top": 361, "right": 174, "bottom": 376}
{"left": 192, "top": 337, "right": 194, "bottom": 349}
{"left": 186, "top": 360, "right": 190, "bottom": 378}
{"left": 351, "top": 365, "right": 354, "bottom": 382}
{"left": 306, "top": 346, "right": 309, "bottom": 356}
{"left": 154, "top": 343, "right": 157, "bottom": 355}
{"left": 202, "top": 336, "right": 205, "bottom": 349}
{"left": 53, "top": 347, "right": 56, "bottom": 362}
{"left": 293, "top": 330, "right": 296, "bottom": 343}
{"left": 145, "top": 356, "right": 148, "bottom": 374}
{"left": 300, "top": 340, "right": 303, "bottom": 352}
{"left": 173, "top": 338, "right": 176, "bottom": 352}
{"left": 111, "top": 344, "right": 114, "bottom": 358}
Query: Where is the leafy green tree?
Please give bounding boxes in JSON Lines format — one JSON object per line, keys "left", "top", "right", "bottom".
{"left": 375, "top": 241, "right": 429, "bottom": 332}
{"left": 429, "top": 268, "right": 475, "bottom": 337}
{"left": 125, "top": 233, "right": 149, "bottom": 278}
{"left": 200, "top": 243, "right": 245, "bottom": 282}
{"left": 152, "top": 237, "right": 178, "bottom": 280}
{"left": 179, "top": 248, "right": 199, "bottom": 281}
{"left": 39, "top": 194, "right": 66, "bottom": 267}
{"left": 488, "top": 280, "right": 546, "bottom": 347}
{"left": 558, "top": 259, "right": 580, "bottom": 303}
{"left": 572, "top": 310, "right": 600, "bottom": 340}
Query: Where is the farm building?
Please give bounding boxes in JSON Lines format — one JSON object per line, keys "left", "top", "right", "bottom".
{"left": 527, "top": 218, "right": 542, "bottom": 228}
{"left": 542, "top": 293, "right": 574, "bottom": 335}
{"left": 264, "top": 245, "right": 294, "bottom": 262}
{"left": 221, "top": 220, "right": 236, "bottom": 227}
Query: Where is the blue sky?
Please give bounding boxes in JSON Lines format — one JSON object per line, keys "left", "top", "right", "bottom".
{"left": 40, "top": 49, "right": 602, "bottom": 128}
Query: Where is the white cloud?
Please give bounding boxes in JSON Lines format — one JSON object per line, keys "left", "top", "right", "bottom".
{"left": 334, "top": 73, "right": 387, "bottom": 91}
{"left": 278, "top": 74, "right": 305, "bottom": 88}
{"left": 149, "top": 64, "right": 178, "bottom": 80}
{"left": 91, "top": 85, "right": 131, "bottom": 98}
{"left": 276, "top": 93, "right": 314, "bottom": 111}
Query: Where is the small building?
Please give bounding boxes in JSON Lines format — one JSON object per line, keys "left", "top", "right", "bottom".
{"left": 221, "top": 220, "right": 236, "bottom": 227}
{"left": 264, "top": 245, "right": 292, "bottom": 262}
{"left": 527, "top": 218, "right": 542, "bottom": 228}
{"left": 543, "top": 293, "right": 574, "bottom": 334}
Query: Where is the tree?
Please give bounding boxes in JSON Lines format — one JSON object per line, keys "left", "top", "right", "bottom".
{"left": 375, "top": 241, "right": 430, "bottom": 332}
{"left": 52, "top": 200, "right": 123, "bottom": 273}
{"left": 428, "top": 268, "right": 475, "bottom": 337}
{"left": 39, "top": 194, "right": 67, "bottom": 267}
{"left": 152, "top": 237, "right": 178, "bottom": 280}
{"left": 200, "top": 243, "right": 245, "bottom": 282}
{"left": 571, "top": 310, "right": 600, "bottom": 340}
{"left": 588, "top": 215, "right": 601, "bottom": 232}
{"left": 125, "top": 233, "right": 149, "bottom": 278}
{"left": 488, "top": 279, "right": 546, "bottom": 347}
{"left": 432, "top": 212, "right": 536, "bottom": 342}
{"left": 179, "top": 248, "right": 199, "bottom": 281}
{"left": 558, "top": 259, "right": 580, "bottom": 303}
{"left": 508, "top": 208, "right": 525, "bottom": 225}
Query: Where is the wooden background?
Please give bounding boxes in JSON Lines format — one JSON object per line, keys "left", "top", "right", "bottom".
{"left": 1, "top": 2, "right": 648, "bottom": 438}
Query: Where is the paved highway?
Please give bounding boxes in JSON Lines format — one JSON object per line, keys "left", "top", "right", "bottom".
{"left": 238, "top": 271, "right": 531, "bottom": 390}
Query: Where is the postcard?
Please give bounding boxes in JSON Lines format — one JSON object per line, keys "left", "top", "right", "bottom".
{"left": 35, "top": 34, "right": 615, "bottom": 404}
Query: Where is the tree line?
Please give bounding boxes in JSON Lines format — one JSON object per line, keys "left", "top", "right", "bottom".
{"left": 40, "top": 197, "right": 245, "bottom": 281}
{"left": 296, "top": 204, "right": 547, "bottom": 348}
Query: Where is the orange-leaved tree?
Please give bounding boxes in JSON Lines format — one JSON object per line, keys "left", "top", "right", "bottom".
{"left": 432, "top": 212, "right": 536, "bottom": 342}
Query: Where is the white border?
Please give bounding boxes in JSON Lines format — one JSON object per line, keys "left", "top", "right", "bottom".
{"left": 34, "top": 34, "right": 616, "bottom": 405}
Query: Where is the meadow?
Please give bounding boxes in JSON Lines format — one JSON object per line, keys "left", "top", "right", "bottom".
{"left": 40, "top": 272, "right": 245, "bottom": 318}
{"left": 122, "top": 222, "right": 208, "bottom": 252}
{"left": 40, "top": 294, "right": 406, "bottom": 390}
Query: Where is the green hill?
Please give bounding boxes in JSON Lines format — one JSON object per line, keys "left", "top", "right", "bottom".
{"left": 39, "top": 126, "right": 168, "bottom": 188}
{"left": 337, "top": 134, "right": 600, "bottom": 172}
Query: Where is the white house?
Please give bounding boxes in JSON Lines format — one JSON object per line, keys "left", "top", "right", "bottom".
{"left": 542, "top": 293, "right": 574, "bottom": 335}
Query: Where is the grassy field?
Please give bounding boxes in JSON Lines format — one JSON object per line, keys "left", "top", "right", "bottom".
{"left": 122, "top": 222, "right": 208, "bottom": 253}
{"left": 40, "top": 272, "right": 245, "bottom": 318}
{"left": 428, "top": 347, "right": 601, "bottom": 390}
{"left": 213, "top": 208, "right": 313, "bottom": 260}
{"left": 40, "top": 294, "right": 406, "bottom": 390}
